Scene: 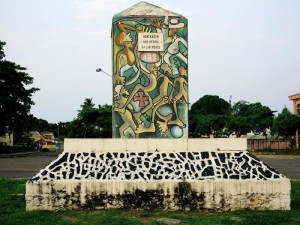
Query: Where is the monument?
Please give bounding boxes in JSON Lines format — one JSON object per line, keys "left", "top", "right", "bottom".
{"left": 26, "top": 2, "right": 290, "bottom": 211}
{"left": 112, "top": 2, "right": 188, "bottom": 138}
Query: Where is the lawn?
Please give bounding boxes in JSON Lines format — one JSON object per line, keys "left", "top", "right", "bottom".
{"left": 0, "top": 179, "right": 299, "bottom": 225}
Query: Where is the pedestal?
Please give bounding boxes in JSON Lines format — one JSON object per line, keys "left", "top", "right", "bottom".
{"left": 26, "top": 138, "right": 290, "bottom": 211}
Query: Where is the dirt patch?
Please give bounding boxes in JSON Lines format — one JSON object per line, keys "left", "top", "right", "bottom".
{"left": 62, "top": 216, "right": 80, "bottom": 222}
{"left": 230, "top": 216, "right": 243, "bottom": 222}
{"left": 292, "top": 217, "right": 300, "bottom": 222}
{"left": 157, "top": 218, "right": 181, "bottom": 224}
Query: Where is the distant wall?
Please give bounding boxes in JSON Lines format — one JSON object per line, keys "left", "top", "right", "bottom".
{"left": 248, "top": 140, "right": 290, "bottom": 150}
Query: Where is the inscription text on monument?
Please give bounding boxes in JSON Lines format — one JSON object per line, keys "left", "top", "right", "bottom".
{"left": 138, "top": 33, "right": 163, "bottom": 52}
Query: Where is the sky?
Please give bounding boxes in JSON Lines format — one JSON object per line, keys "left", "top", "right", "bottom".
{"left": 1, "top": 0, "right": 300, "bottom": 123}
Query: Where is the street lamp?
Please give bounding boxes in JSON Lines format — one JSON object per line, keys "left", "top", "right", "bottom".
{"left": 96, "top": 68, "right": 112, "bottom": 77}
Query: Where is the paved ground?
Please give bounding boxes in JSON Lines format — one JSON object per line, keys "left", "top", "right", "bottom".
{"left": 0, "top": 151, "right": 299, "bottom": 179}
{"left": 0, "top": 151, "right": 61, "bottom": 178}
{"left": 254, "top": 154, "right": 300, "bottom": 180}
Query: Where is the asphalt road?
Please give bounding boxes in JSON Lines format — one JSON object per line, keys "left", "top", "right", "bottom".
{"left": 0, "top": 152, "right": 61, "bottom": 178}
{"left": 0, "top": 151, "right": 299, "bottom": 179}
{"left": 254, "top": 154, "right": 300, "bottom": 180}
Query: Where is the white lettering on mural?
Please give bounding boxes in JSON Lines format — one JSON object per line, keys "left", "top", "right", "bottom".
{"left": 138, "top": 33, "right": 163, "bottom": 52}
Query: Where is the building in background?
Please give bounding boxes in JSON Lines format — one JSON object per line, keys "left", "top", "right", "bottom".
{"left": 0, "top": 132, "right": 14, "bottom": 146}
{"left": 289, "top": 93, "right": 300, "bottom": 149}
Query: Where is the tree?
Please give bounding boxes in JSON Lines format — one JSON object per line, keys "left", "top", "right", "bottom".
{"left": 78, "top": 98, "right": 100, "bottom": 138}
{"left": 194, "top": 114, "right": 228, "bottom": 138}
{"left": 0, "top": 41, "right": 39, "bottom": 135}
{"left": 227, "top": 101, "right": 274, "bottom": 137}
{"left": 190, "top": 95, "right": 231, "bottom": 115}
{"left": 80, "top": 98, "right": 95, "bottom": 109}
{"left": 190, "top": 95, "right": 230, "bottom": 137}
{"left": 76, "top": 98, "right": 112, "bottom": 138}
{"left": 22, "top": 114, "right": 50, "bottom": 133}
{"left": 272, "top": 107, "right": 300, "bottom": 141}
{"left": 96, "top": 104, "right": 112, "bottom": 138}
{"left": 64, "top": 119, "right": 86, "bottom": 138}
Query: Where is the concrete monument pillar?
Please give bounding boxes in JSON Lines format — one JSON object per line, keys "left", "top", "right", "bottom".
{"left": 111, "top": 2, "right": 188, "bottom": 138}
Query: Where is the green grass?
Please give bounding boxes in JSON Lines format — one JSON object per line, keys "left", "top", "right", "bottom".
{"left": 0, "top": 179, "right": 300, "bottom": 225}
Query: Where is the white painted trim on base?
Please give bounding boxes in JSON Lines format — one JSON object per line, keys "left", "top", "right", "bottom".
{"left": 64, "top": 138, "right": 247, "bottom": 153}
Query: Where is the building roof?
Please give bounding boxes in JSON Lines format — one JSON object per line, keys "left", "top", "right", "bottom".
{"left": 242, "top": 134, "right": 283, "bottom": 140}
{"left": 289, "top": 93, "right": 300, "bottom": 100}
{"left": 113, "top": 1, "right": 182, "bottom": 19}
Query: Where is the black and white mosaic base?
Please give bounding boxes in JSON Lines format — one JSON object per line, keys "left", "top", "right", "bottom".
{"left": 29, "top": 151, "right": 285, "bottom": 182}
{"left": 26, "top": 149, "right": 290, "bottom": 211}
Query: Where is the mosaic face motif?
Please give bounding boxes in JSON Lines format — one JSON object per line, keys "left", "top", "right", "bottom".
{"left": 112, "top": 16, "right": 188, "bottom": 138}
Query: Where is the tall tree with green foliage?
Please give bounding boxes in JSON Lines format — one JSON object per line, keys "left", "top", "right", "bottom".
{"left": 24, "top": 114, "right": 52, "bottom": 132}
{"left": 96, "top": 104, "right": 112, "bottom": 138}
{"left": 0, "top": 41, "right": 39, "bottom": 135}
{"left": 76, "top": 98, "right": 112, "bottom": 138}
{"left": 189, "top": 95, "right": 230, "bottom": 137}
{"left": 226, "top": 101, "right": 274, "bottom": 137}
{"left": 272, "top": 107, "right": 300, "bottom": 142}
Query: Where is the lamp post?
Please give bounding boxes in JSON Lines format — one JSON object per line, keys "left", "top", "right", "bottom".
{"left": 96, "top": 68, "right": 112, "bottom": 77}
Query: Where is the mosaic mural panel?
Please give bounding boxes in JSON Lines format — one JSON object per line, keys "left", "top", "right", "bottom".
{"left": 112, "top": 15, "right": 188, "bottom": 138}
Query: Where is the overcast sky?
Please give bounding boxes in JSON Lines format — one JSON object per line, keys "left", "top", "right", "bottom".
{"left": 1, "top": 0, "right": 300, "bottom": 123}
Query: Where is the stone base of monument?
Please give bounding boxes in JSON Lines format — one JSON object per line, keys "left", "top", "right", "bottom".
{"left": 26, "top": 139, "right": 290, "bottom": 211}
